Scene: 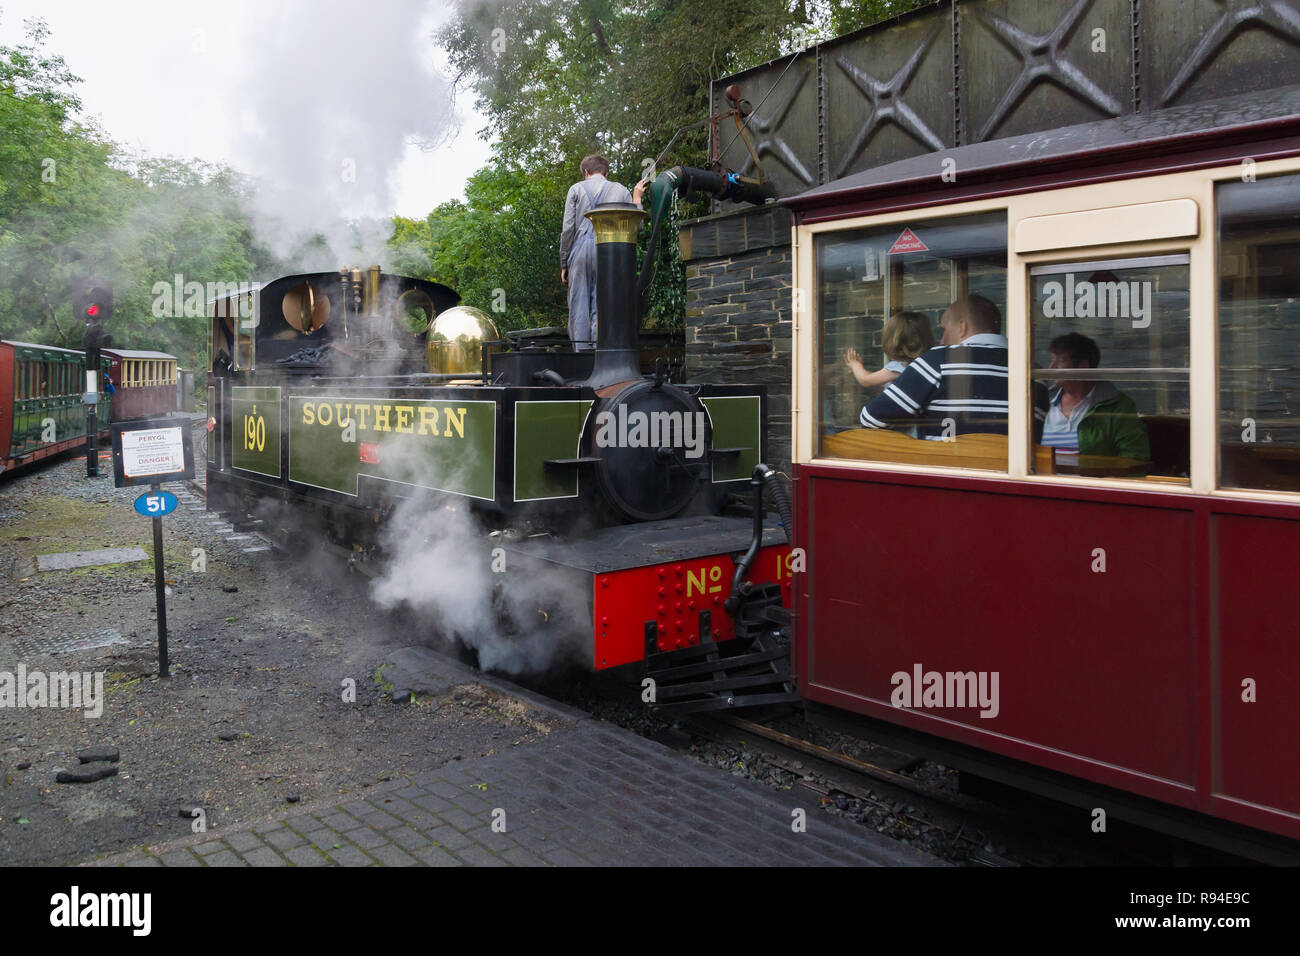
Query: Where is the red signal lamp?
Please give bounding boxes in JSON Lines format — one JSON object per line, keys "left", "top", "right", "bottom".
{"left": 86, "top": 304, "right": 100, "bottom": 318}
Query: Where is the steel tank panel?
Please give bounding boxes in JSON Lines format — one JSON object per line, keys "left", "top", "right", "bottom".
{"left": 959, "top": 0, "right": 1132, "bottom": 144}
{"left": 825, "top": 13, "right": 955, "bottom": 180}
{"left": 1143, "top": 0, "right": 1300, "bottom": 109}
{"left": 709, "top": 0, "right": 1300, "bottom": 202}
{"left": 714, "top": 53, "right": 821, "bottom": 200}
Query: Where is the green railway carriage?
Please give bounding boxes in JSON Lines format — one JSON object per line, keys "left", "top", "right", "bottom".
{"left": 0, "top": 340, "right": 111, "bottom": 473}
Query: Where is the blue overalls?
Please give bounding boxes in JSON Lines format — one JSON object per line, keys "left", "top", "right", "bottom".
{"left": 567, "top": 177, "right": 614, "bottom": 350}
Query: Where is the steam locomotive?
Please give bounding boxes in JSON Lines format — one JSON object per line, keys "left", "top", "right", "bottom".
{"left": 206, "top": 169, "right": 795, "bottom": 707}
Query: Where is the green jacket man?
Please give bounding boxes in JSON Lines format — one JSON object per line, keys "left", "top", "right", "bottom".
{"left": 1043, "top": 333, "right": 1150, "bottom": 469}
{"left": 1047, "top": 380, "right": 1151, "bottom": 462}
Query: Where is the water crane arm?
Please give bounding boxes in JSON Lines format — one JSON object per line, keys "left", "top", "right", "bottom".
{"left": 635, "top": 166, "right": 773, "bottom": 317}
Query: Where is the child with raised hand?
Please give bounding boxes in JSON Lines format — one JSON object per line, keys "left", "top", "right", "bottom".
{"left": 845, "top": 310, "right": 935, "bottom": 389}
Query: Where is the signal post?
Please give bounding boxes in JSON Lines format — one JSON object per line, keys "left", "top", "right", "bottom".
{"left": 77, "top": 282, "right": 114, "bottom": 478}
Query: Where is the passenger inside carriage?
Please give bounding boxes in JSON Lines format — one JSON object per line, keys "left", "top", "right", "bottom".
{"left": 843, "top": 310, "right": 935, "bottom": 390}
{"left": 1042, "top": 333, "right": 1149, "bottom": 471}
{"left": 857, "top": 295, "right": 1038, "bottom": 440}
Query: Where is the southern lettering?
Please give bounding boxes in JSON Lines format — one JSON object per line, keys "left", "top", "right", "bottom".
{"left": 300, "top": 401, "right": 467, "bottom": 438}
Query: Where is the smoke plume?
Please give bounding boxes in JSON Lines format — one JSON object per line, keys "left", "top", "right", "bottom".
{"left": 362, "top": 433, "right": 589, "bottom": 675}
{"left": 235, "top": 0, "right": 456, "bottom": 269}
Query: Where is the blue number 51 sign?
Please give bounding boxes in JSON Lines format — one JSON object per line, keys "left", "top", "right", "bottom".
{"left": 134, "top": 490, "right": 178, "bottom": 517}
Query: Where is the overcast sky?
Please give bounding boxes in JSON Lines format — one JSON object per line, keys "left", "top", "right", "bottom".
{"left": 0, "top": 0, "right": 494, "bottom": 219}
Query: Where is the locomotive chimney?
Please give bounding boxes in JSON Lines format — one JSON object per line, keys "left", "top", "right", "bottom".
{"left": 582, "top": 202, "right": 647, "bottom": 390}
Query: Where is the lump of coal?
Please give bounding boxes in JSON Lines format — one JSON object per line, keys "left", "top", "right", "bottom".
{"left": 56, "top": 765, "right": 118, "bottom": 784}
{"left": 77, "top": 745, "right": 120, "bottom": 764}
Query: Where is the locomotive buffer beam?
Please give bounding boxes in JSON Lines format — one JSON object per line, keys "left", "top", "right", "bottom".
{"left": 645, "top": 606, "right": 797, "bottom": 715}
{"left": 645, "top": 629, "right": 798, "bottom": 715}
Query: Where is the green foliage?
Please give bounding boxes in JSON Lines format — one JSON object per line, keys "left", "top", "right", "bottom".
{"left": 819, "top": 0, "right": 936, "bottom": 37}
{"left": 0, "top": 19, "right": 275, "bottom": 373}
{"left": 391, "top": 164, "right": 572, "bottom": 331}
{"left": 441, "top": 0, "right": 806, "bottom": 177}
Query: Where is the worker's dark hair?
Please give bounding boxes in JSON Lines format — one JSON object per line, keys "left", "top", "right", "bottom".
{"left": 1050, "top": 332, "right": 1101, "bottom": 368}
{"left": 580, "top": 154, "right": 610, "bottom": 177}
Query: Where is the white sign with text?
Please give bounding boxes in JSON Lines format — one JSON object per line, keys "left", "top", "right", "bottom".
{"left": 121, "top": 426, "right": 185, "bottom": 478}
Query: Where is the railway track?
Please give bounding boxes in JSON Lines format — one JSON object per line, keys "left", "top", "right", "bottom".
{"left": 675, "top": 711, "right": 1030, "bottom": 865}
{"left": 699, "top": 714, "right": 1018, "bottom": 864}
{"left": 663, "top": 709, "right": 1246, "bottom": 866}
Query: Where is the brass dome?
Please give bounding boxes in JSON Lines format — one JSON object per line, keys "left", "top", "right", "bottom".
{"left": 426, "top": 305, "right": 502, "bottom": 376}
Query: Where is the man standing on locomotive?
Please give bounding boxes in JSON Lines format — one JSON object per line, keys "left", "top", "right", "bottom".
{"left": 560, "top": 154, "right": 646, "bottom": 350}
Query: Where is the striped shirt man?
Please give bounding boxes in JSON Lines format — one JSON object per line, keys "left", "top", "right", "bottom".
{"left": 860, "top": 333, "right": 1013, "bottom": 438}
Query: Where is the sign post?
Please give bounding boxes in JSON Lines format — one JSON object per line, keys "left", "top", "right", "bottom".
{"left": 85, "top": 371, "right": 98, "bottom": 478}
{"left": 150, "top": 484, "right": 169, "bottom": 676}
{"left": 112, "top": 417, "right": 194, "bottom": 679}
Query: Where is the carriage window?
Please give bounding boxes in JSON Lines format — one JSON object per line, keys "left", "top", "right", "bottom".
{"left": 1029, "top": 256, "right": 1190, "bottom": 482}
{"left": 1219, "top": 173, "right": 1300, "bottom": 493}
{"left": 817, "top": 211, "right": 1008, "bottom": 468}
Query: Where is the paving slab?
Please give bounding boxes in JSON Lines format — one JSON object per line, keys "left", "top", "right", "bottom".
{"left": 34, "top": 547, "right": 149, "bottom": 571}
{"left": 88, "top": 648, "right": 942, "bottom": 868}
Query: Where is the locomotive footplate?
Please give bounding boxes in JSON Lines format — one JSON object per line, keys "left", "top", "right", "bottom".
{"left": 495, "top": 513, "right": 794, "bottom": 671}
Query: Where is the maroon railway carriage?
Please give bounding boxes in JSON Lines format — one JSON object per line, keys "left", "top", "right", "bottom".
{"left": 784, "top": 86, "right": 1300, "bottom": 851}
{"left": 103, "top": 349, "right": 179, "bottom": 420}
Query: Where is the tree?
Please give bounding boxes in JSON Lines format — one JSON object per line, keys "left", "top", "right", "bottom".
{"left": 441, "top": 0, "right": 810, "bottom": 177}
{"left": 0, "top": 18, "right": 276, "bottom": 374}
{"left": 391, "top": 164, "right": 571, "bottom": 330}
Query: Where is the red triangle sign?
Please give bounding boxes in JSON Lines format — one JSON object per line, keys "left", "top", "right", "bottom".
{"left": 888, "top": 228, "right": 928, "bottom": 254}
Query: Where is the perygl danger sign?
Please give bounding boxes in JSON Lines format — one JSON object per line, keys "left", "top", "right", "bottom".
{"left": 111, "top": 416, "right": 196, "bottom": 488}
{"left": 121, "top": 428, "right": 185, "bottom": 479}
{"left": 888, "top": 228, "right": 929, "bottom": 254}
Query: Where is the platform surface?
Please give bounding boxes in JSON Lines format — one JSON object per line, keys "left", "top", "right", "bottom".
{"left": 91, "top": 647, "right": 940, "bottom": 868}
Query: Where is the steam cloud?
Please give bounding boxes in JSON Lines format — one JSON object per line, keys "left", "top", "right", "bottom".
{"left": 370, "top": 493, "right": 591, "bottom": 676}
{"left": 235, "top": 0, "right": 456, "bottom": 269}
{"left": 365, "top": 429, "right": 589, "bottom": 675}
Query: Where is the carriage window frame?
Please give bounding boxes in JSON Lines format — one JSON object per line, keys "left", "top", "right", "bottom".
{"left": 1215, "top": 169, "right": 1300, "bottom": 496}
{"left": 812, "top": 208, "right": 1011, "bottom": 471}
{"left": 798, "top": 159, "right": 1300, "bottom": 498}
{"left": 1025, "top": 253, "right": 1193, "bottom": 485}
